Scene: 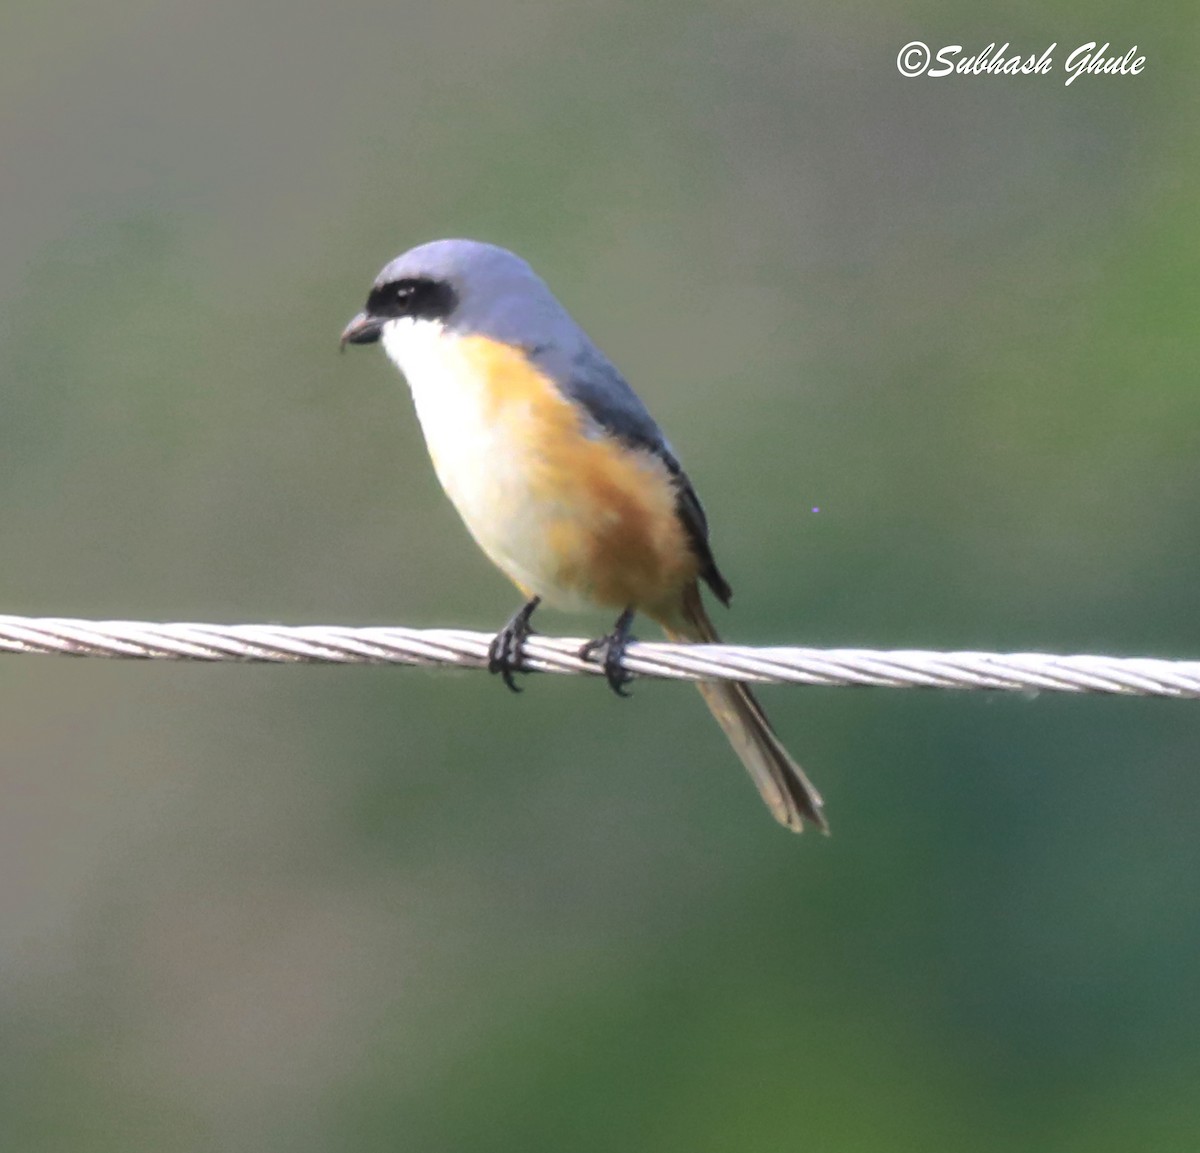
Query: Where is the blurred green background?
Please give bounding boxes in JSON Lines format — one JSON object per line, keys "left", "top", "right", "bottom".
{"left": 2, "top": 2, "right": 1198, "bottom": 1149}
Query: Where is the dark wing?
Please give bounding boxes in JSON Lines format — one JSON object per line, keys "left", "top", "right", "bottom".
{"left": 545, "top": 342, "right": 733, "bottom": 607}
{"left": 669, "top": 467, "right": 732, "bottom": 606}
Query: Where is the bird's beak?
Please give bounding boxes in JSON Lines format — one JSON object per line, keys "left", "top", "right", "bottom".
{"left": 339, "top": 312, "right": 384, "bottom": 351}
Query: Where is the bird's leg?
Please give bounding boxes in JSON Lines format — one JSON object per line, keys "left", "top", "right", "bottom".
{"left": 488, "top": 596, "right": 541, "bottom": 693}
{"left": 580, "top": 606, "right": 637, "bottom": 697}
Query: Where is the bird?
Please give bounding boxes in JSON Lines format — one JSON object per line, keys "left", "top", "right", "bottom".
{"left": 341, "top": 239, "right": 826, "bottom": 832}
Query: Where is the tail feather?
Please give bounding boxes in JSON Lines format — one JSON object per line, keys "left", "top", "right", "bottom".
{"left": 662, "top": 585, "right": 827, "bottom": 834}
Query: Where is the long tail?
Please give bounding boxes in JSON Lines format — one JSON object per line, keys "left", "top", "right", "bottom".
{"left": 661, "top": 584, "right": 828, "bottom": 834}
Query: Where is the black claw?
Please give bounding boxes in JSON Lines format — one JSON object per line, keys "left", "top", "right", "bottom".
{"left": 488, "top": 597, "right": 541, "bottom": 693}
{"left": 580, "top": 607, "right": 637, "bottom": 697}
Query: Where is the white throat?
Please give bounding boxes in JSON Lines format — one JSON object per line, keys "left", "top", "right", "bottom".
{"left": 380, "top": 312, "right": 494, "bottom": 488}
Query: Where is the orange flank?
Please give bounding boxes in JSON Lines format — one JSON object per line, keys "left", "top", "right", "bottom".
{"left": 458, "top": 334, "right": 699, "bottom": 615}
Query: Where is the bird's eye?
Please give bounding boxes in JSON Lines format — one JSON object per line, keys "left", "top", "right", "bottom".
{"left": 365, "top": 275, "right": 459, "bottom": 322}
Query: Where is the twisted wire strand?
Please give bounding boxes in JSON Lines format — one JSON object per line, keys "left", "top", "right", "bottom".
{"left": 1, "top": 615, "right": 1198, "bottom": 698}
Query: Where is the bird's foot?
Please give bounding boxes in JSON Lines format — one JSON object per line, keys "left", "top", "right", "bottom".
{"left": 488, "top": 597, "right": 541, "bottom": 693}
{"left": 579, "top": 607, "right": 637, "bottom": 697}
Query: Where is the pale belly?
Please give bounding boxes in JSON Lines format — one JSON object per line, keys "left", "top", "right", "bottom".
{"left": 382, "top": 320, "right": 696, "bottom": 614}
{"left": 421, "top": 397, "right": 586, "bottom": 608}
